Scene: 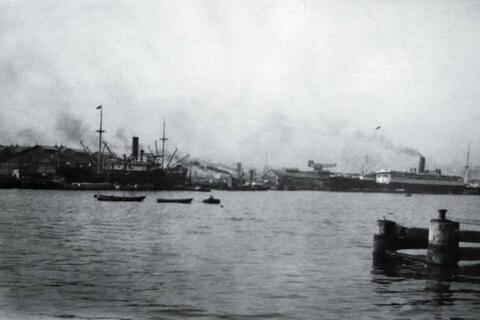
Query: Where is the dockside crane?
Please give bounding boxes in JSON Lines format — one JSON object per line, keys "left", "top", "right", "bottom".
{"left": 308, "top": 160, "right": 337, "bottom": 171}
{"left": 188, "top": 160, "right": 246, "bottom": 187}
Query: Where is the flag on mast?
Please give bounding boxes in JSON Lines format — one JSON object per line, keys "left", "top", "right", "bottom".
{"left": 96, "top": 105, "right": 102, "bottom": 109}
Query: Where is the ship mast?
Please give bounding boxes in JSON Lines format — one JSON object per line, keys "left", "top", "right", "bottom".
{"left": 96, "top": 105, "right": 105, "bottom": 174}
{"left": 464, "top": 142, "right": 471, "bottom": 185}
{"left": 160, "top": 120, "right": 168, "bottom": 169}
{"left": 362, "top": 155, "right": 369, "bottom": 175}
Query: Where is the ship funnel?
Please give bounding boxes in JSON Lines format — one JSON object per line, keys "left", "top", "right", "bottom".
{"left": 132, "top": 137, "right": 139, "bottom": 160}
{"left": 418, "top": 156, "right": 425, "bottom": 173}
{"left": 236, "top": 162, "right": 242, "bottom": 179}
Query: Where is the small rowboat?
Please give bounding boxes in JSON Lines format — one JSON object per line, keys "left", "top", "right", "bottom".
{"left": 203, "top": 196, "right": 220, "bottom": 204}
{"left": 156, "top": 198, "right": 193, "bottom": 204}
{"left": 94, "top": 194, "right": 146, "bottom": 202}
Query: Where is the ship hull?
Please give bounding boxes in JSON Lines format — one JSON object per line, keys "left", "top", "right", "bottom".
{"left": 57, "top": 165, "right": 188, "bottom": 190}
{"left": 328, "top": 176, "right": 466, "bottom": 194}
{"left": 106, "top": 169, "right": 187, "bottom": 190}
{"left": 328, "top": 176, "right": 378, "bottom": 192}
{"left": 376, "top": 182, "right": 464, "bottom": 194}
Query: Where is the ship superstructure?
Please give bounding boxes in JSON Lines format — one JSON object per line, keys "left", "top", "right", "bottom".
{"left": 102, "top": 135, "right": 188, "bottom": 189}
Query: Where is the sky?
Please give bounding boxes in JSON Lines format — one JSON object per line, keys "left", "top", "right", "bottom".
{"left": 1, "top": 0, "right": 479, "bottom": 174}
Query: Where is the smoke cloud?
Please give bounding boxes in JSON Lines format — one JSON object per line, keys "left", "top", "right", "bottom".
{"left": 16, "top": 128, "right": 41, "bottom": 145}
{"left": 0, "top": 1, "right": 478, "bottom": 176}
{"left": 55, "top": 112, "right": 91, "bottom": 144}
{"left": 400, "top": 147, "right": 423, "bottom": 158}
{"left": 366, "top": 134, "right": 423, "bottom": 158}
{"left": 114, "top": 128, "right": 131, "bottom": 152}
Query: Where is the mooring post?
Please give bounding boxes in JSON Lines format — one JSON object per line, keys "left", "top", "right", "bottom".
{"left": 427, "top": 209, "right": 459, "bottom": 266}
{"left": 373, "top": 219, "right": 397, "bottom": 260}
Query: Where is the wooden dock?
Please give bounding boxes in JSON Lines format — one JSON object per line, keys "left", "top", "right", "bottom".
{"left": 373, "top": 209, "right": 480, "bottom": 266}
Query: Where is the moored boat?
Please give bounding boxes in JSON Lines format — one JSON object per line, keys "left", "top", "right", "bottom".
{"left": 94, "top": 194, "right": 146, "bottom": 202}
{"left": 203, "top": 195, "right": 220, "bottom": 204}
{"left": 156, "top": 198, "right": 193, "bottom": 203}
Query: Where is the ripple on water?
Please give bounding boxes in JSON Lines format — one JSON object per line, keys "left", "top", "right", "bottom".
{"left": 0, "top": 190, "right": 479, "bottom": 320}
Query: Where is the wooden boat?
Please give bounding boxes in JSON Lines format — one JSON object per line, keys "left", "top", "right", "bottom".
{"left": 94, "top": 194, "right": 146, "bottom": 202}
{"left": 156, "top": 198, "right": 193, "bottom": 204}
{"left": 203, "top": 196, "right": 220, "bottom": 204}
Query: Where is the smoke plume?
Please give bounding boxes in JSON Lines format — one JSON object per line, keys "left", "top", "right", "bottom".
{"left": 400, "top": 147, "right": 423, "bottom": 158}
{"left": 114, "top": 127, "right": 133, "bottom": 154}
{"left": 17, "top": 128, "right": 41, "bottom": 145}
{"left": 55, "top": 112, "right": 91, "bottom": 144}
{"left": 367, "top": 133, "right": 423, "bottom": 158}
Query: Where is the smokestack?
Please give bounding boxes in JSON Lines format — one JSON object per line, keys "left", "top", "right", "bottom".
{"left": 140, "top": 149, "right": 144, "bottom": 162}
{"left": 132, "top": 137, "right": 139, "bottom": 160}
{"left": 418, "top": 156, "right": 425, "bottom": 173}
{"left": 236, "top": 162, "right": 242, "bottom": 179}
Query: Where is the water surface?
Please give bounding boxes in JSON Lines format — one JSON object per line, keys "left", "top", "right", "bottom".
{"left": 0, "top": 190, "right": 479, "bottom": 319}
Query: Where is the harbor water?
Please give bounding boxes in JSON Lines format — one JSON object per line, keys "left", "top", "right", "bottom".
{"left": 0, "top": 190, "right": 479, "bottom": 320}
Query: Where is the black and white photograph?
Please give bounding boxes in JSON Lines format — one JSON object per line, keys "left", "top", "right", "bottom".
{"left": 0, "top": 1, "right": 479, "bottom": 319}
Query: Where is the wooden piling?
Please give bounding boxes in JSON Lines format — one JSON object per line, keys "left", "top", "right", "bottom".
{"left": 427, "top": 209, "right": 459, "bottom": 266}
{"left": 373, "top": 219, "right": 429, "bottom": 260}
{"left": 373, "top": 219, "right": 396, "bottom": 260}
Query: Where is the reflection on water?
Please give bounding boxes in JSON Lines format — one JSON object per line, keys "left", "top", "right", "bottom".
{"left": 0, "top": 190, "right": 479, "bottom": 319}
{"left": 372, "top": 258, "right": 480, "bottom": 319}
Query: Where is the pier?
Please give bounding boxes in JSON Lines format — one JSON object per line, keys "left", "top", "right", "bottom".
{"left": 373, "top": 209, "right": 480, "bottom": 266}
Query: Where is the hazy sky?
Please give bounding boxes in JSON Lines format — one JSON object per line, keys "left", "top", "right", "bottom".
{"left": 1, "top": 0, "right": 479, "bottom": 173}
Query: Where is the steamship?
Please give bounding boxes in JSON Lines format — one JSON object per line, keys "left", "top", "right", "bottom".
{"left": 374, "top": 156, "right": 464, "bottom": 194}
{"left": 57, "top": 136, "right": 188, "bottom": 190}
{"left": 102, "top": 136, "right": 188, "bottom": 189}
{"left": 329, "top": 156, "right": 465, "bottom": 194}
{"left": 58, "top": 109, "right": 188, "bottom": 190}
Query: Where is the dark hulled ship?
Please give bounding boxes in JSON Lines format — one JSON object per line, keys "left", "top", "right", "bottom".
{"left": 374, "top": 156, "right": 464, "bottom": 194}
{"left": 329, "top": 156, "right": 465, "bottom": 194}
{"left": 100, "top": 136, "right": 188, "bottom": 190}
{"left": 58, "top": 135, "right": 188, "bottom": 190}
